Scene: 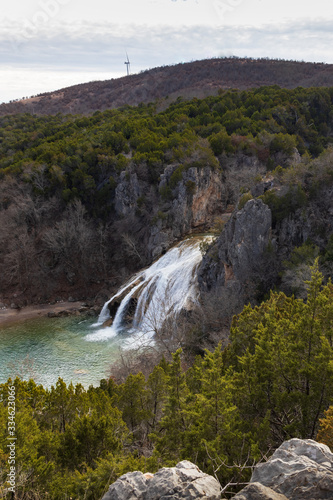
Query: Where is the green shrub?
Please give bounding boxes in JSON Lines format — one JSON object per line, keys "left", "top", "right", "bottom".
{"left": 209, "top": 130, "right": 234, "bottom": 156}
{"left": 260, "top": 184, "right": 307, "bottom": 226}
{"left": 169, "top": 166, "right": 184, "bottom": 189}
{"left": 159, "top": 184, "right": 172, "bottom": 200}
{"left": 238, "top": 192, "right": 253, "bottom": 210}
{"left": 269, "top": 132, "right": 297, "bottom": 155}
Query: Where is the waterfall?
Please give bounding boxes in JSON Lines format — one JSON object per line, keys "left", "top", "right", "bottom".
{"left": 85, "top": 236, "right": 211, "bottom": 345}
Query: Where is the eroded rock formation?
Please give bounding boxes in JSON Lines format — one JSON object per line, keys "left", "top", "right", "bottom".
{"left": 198, "top": 198, "right": 272, "bottom": 294}
{"left": 102, "top": 460, "right": 221, "bottom": 500}
{"left": 245, "top": 438, "right": 333, "bottom": 500}
{"left": 113, "top": 164, "right": 226, "bottom": 260}
{"left": 150, "top": 166, "right": 225, "bottom": 259}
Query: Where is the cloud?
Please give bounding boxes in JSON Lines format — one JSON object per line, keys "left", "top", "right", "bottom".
{"left": 1, "top": 19, "right": 333, "bottom": 71}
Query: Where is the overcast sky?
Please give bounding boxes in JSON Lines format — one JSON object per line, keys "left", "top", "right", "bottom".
{"left": 1, "top": 0, "right": 333, "bottom": 103}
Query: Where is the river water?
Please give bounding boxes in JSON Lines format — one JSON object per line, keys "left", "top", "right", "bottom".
{"left": 0, "top": 236, "right": 210, "bottom": 388}
{"left": 0, "top": 315, "right": 122, "bottom": 387}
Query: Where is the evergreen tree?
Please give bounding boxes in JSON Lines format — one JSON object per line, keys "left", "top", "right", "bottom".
{"left": 230, "top": 261, "right": 333, "bottom": 444}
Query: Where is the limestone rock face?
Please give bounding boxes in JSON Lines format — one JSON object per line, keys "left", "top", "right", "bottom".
{"left": 102, "top": 470, "right": 149, "bottom": 500}
{"left": 101, "top": 441, "right": 333, "bottom": 500}
{"left": 218, "top": 198, "right": 272, "bottom": 279}
{"left": 148, "top": 166, "right": 225, "bottom": 259}
{"left": 114, "top": 171, "right": 141, "bottom": 216}
{"left": 101, "top": 460, "right": 221, "bottom": 500}
{"left": 277, "top": 185, "right": 333, "bottom": 250}
{"left": 199, "top": 198, "right": 272, "bottom": 292}
{"left": 113, "top": 165, "right": 225, "bottom": 261}
{"left": 179, "top": 167, "right": 224, "bottom": 230}
{"left": 250, "top": 438, "right": 333, "bottom": 500}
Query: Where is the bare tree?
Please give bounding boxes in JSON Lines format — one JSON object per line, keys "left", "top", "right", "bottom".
{"left": 121, "top": 232, "right": 144, "bottom": 264}
{"left": 42, "top": 200, "right": 96, "bottom": 287}
{"left": 1, "top": 228, "right": 39, "bottom": 300}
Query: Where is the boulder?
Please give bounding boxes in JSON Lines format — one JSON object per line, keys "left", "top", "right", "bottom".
{"left": 103, "top": 470, "right": 149, "bottom": 500}
{"left": 231, "top": 482, "right": 288, "bottom": 500}
{"left": 250, "top": 438, "right": 333, "bottom": 500}
{"left": 102, "top": 460, "right": 221, "bottom": 500}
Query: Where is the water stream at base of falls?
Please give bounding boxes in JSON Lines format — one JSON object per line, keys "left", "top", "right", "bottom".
{"left": 0, "top": 235, "right": 212, "bottom": 387}
{"left": 85, "top": 236, "right": 211, "bottom": 348}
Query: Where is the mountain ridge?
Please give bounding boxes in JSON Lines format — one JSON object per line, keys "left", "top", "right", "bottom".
{"left": 2, "top": 57, "right": 333, "bottom": 116}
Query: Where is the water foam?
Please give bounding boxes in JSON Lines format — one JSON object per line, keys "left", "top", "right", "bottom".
{"left": 86, "top": 236, "right": 211, "bottom": 344}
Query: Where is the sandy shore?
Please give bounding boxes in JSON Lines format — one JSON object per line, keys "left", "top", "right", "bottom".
{"left": 0, "top": 301, "right": 90, "bottom": 327}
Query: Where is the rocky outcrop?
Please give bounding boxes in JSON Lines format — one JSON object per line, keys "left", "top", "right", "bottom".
{"left": 101, "top": 440, "right": 333, "bottom": 500}
{"left": 148, "top": 165, "right": 225, "bottom": 258}
{"left": 112, "top": 150, "right": 273, "bottom": 263}
{"left": 149, "top": 166, "right": 225, "bottom": 258}
{"left": 114, "top": 164, "right": 225, "bottom": 260}
{"left": 277, "top": 185, "right": 333, "bottom": 251}
{"left": 175, "top": 166, "right": 225, "bottom": 231}
{"left": 115, "top": 171, "right": 141, "bottom": 216}
{"left": 233, "top": 438, "right": 333, "bottom": 500}
{"left": 102, "top": 460, "right": 221, "bottom": 500}
{"left": 198, "top": 179, "right": 333, "bottom": 307}
{"left": 218, "top": 198, "right": 272, "bottom": 279}
{"left": 199, "top": 198, "right": 272, "bottom": 293}
{"left": 232, "top": 483, "right": 288, "bottom": 500}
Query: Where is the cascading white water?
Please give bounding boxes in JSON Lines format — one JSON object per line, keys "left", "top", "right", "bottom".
{"left": 85, "top": 236, "right": 211, "bottom": 346}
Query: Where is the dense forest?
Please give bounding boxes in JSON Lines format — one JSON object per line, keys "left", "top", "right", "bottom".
{"left": 2, "top": 81, "right": 333, "bottom": 497}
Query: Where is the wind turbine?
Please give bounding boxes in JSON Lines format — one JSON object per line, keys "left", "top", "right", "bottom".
{"left": 124, "top": 52, "right": 131, "bottom": 76}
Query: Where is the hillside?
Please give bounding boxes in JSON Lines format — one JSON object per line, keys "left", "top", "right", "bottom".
{"left": 2, "top": 57, "right": 333, "bottom": 116}
{"left": 1, "top": 84, "right": 333, "bottom": 309}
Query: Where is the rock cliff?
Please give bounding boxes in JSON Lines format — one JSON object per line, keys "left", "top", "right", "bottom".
{"left": 114, "top": 164, "right": 225, "bottom": 260}
{"left": 277, "top": 185, "right": 333, "bottom": 251}
{"left": 149, "top": 166, "right": 225, "bottom": 258}
{"left": 198, "top": 198, "right": 272, "bottom": 295}
{"left": 198, "top": 179, "right": 333, "bottom": 306}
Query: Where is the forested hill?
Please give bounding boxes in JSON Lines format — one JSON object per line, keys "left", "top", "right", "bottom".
{"left": 2, "top": 57, "right": 333, "bottom": 116}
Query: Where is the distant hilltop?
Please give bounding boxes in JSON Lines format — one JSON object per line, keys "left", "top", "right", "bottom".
{"left": 2, "top": 57, "right": 333, "bottom": 116}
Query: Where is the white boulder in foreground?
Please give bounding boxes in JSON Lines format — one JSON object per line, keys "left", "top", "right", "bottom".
{"left": 237, "top": 438, "right": 333, "bottom": 500}
{"left": 101, "top": 460, "right": 221, "bottom": 499}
